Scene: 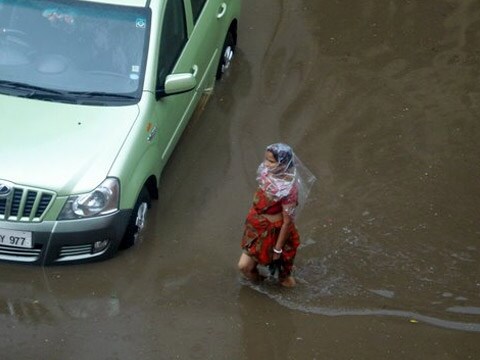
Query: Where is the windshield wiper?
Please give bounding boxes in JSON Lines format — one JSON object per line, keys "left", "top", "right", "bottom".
{"left": 0, "top": 80, "right": 65, "bottom": 94}
{"left": 73, "top": 91, "right": 137, "bottom": 100}
{"left": 0, "top": 81, "right": 137, "bottom": 103}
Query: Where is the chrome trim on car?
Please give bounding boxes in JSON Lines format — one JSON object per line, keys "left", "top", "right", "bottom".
{"left": 0, "top": 181, "right": 13, "bottom": 197}
{"left": 55, "top": 243, "right": 109, "bottom": 263}
{"left": 0, "top": 244, "right": 42, "bottom": 262}
{"left": 0, "top": 182, "right": 55, "bottom": 222}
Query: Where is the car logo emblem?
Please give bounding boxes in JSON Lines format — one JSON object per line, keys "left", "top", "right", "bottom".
{"left": 0, "top": 181, "right": 13, "bottom": 197}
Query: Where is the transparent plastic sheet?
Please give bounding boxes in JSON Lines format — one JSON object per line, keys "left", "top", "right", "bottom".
{"left": 294, "top": 156, "right": 317, "bottom": 218}
{"left": 256, "top": 143, "right": 317, "bottom": 219}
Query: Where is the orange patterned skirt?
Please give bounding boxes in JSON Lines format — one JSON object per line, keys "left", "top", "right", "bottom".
{"left": 241, "top": 190, "right": 300, "bottom": 279}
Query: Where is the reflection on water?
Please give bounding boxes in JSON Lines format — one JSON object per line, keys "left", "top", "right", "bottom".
{"left": 0, "top": 266, "right": 120, "bottom": 324}
{"left": 0, "top": 293, "right": 120, "bottom": 324}
{"left": 58, "top": 297, "right": 120, "bottom": 319}
{"left": 0, "top": 297, "right": 55, "bottom": 324}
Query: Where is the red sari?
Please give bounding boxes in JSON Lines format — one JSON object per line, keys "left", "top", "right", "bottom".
{"left": 241, "top": 188, "right": 300, "bottom": 279}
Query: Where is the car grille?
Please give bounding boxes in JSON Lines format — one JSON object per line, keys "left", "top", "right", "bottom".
{"left": 0, "top": 244, "right": 42, "bottom": 262}
{"left": 0, "top": 186, "right": 55, "bottom": 222}
{"left": 55, "top": 244, "right": 111, "bottom": 263}
{"left": 58, "top": 244, "right": 93, "bottom": 258}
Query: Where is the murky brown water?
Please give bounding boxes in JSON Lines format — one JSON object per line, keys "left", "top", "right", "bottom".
{"left": 1, "top": 0, "right": 480, "bottom": 359}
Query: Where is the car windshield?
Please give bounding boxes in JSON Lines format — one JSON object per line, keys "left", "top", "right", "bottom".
{"left": 0, "top": 0, "right": 150, "bottom": 105}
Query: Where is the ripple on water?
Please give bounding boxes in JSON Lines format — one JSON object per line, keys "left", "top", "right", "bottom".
{"left": 244, "top": 280, "right": 480, "bottom": 333}
{"left": 447, "top": 306, "right": 480, "bottom": 316}
{"left": 369, "top": 289, "right": 395, "bottom": 299}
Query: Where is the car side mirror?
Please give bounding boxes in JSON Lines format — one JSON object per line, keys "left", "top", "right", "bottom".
{"left": 156, "top": 73, "right": 197, "bottom": 99}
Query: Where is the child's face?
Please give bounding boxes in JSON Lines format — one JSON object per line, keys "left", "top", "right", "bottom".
{"left": 264, "top": 151, "right": 278, "bottom": 170}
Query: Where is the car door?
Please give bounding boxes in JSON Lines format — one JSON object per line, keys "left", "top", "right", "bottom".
{"left": 152, "top": 0, "right": 229, "bottom": 165}
{"left": 186, "top": 0, "right": 229, "bottom": 90}
{"left": 152, "top": 0, "right": 194, "bottom": 164}
{"left": 151, "top": 0, "right": 205, "bottom": 163}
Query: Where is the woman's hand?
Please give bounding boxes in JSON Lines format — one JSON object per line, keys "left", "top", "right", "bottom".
{"left": 273, "top": 209, "right": 291, "bottom": 260}
{"left": 273, "top": 247, "right": 283, "bottom": 260}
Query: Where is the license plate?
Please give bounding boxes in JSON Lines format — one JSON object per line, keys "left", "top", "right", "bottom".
{"left": 0, "top": 228, "right": 33, "bottom": 248}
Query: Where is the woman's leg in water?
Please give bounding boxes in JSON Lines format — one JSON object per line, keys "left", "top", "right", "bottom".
{"left": 238, "top": 253, "right": 262, "bottom": 281}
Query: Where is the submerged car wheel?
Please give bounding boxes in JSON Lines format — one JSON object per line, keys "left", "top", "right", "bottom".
{"left": 216, "top": 31, "right": 235, "bottom": 80}
{"left": 121, "top": 187, "right": 151, "bottom": 249}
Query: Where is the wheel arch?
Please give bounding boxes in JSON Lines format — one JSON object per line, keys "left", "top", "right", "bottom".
{"left": 228, "top": 19, "right": 238, "bottom": 45}
{"left": 144, "top": 175, "right": 159, "bottom": 201}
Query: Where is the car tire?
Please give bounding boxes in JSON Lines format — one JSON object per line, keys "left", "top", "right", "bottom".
{"left": 120, "top": 187, "right": 151, "bottom": 249}
{"left": 216, "top": 31, "right": 235, "bottom": 80}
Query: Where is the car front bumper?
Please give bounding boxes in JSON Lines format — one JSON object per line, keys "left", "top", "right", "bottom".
{"left": 0, "top": 210, "right": 131, "bottom": 265}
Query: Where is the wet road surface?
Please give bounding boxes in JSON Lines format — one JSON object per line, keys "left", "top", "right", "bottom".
{"left": 1, "top": 0, "right": 480, "bottom": 359}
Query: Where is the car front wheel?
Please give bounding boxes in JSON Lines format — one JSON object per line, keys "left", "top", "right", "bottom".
{"left": 216, "top": 31, "right": 235, "bottom": 80}
{"left": 121, "top": 187, "right": 151, "bottom": 249}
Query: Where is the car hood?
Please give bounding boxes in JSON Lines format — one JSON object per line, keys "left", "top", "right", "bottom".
{"left": 0, "top": 95, "right": 139, "bottom": 195}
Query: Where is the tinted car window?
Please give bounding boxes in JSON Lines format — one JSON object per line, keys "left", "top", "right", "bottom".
{"left": 190, "top": 0, "right": 206, "bottom": 22}
{"left": 157, "top": 0, "right": 187, "bottom": 88}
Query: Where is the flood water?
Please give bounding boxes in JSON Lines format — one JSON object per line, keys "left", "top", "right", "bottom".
{"left": 1, "top": 0, "right": 480, "bottom": 359}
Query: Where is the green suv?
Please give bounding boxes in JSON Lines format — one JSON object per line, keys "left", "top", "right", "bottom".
{"left": 0, "top": 0, "right": 240, "bottom": 265}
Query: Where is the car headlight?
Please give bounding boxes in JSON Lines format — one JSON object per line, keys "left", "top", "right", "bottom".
{"left": 58, "top": 178, "right": 120, "bottom": 220}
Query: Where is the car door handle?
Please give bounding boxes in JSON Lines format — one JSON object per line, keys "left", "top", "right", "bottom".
{"left": 191, "top": 65, "right": 199, "bottom": 77}
{"left": 217, "top": 3, "right": 227, "bottom": 19}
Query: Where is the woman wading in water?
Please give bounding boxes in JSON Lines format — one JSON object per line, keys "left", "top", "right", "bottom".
{"left": 238, "top": 143, "right": 315, "bottom": 287}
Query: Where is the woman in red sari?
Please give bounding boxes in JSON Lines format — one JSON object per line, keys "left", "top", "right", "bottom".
{"left": 238, "top": 143, "right": 301, "bottom": 287}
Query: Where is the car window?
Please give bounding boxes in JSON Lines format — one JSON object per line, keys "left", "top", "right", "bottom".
{"left": 0, "top": 0, "right": 150, "bottom": 104}
{"left": 156, "top": 0, "right": 187, "bottom": 89}
{"left": 190, "top": 0, "right": 206, "bottom": 22}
